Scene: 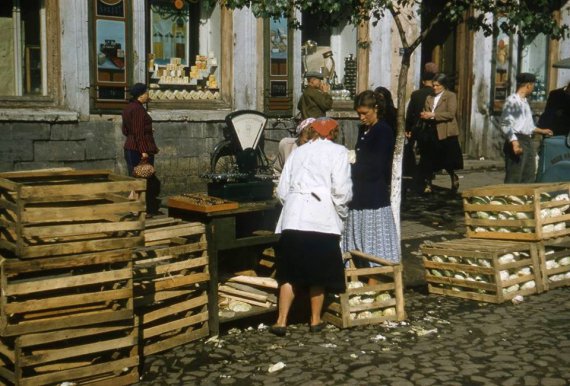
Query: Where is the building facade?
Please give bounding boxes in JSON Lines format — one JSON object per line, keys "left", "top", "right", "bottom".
{"left": 0, "top": 1, "right": 569, "bottom": 196}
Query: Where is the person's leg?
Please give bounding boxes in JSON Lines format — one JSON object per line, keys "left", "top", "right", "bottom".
{"left": 519, "top": 137, "right": 537, "bottom": 183}
{"left": 504, "top": 140, "right": 523, "bottom": 183}
{"left": 275, "top": 282, "right": 295, "bottom": 327}
{"left": 309, "top": 286, "right": 324, "bottom": 326}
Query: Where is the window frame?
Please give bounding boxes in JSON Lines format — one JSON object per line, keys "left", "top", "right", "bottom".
{"left": 263, "top": 17, "right": 294, "bottom": 116}
{"left": 145, "top": 1, "right": 232, "bottom": 110}
{"left": 0, "top": 0, "right": 60, "bottom": 108}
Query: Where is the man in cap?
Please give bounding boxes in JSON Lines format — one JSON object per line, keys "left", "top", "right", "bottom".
{"left": 297, "top": 71, "right": 333, "bottom": 119}
{"left": 500, "top": 72, "right": 553, "bottom": 183}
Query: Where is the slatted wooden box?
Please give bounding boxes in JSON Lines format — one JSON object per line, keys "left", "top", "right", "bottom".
{"left": 422, "top": 238, "right": 544, "bottom": 303}
{"left": 134, "top": 218, "right": 209, "bottom": 356}
{"left": 463, "top": 183, "right": 570, "bottom": 241}
{"left": 0, "top": 320, "right": 138, "bottom": 386}
{"left": 0, "top": 249, "right": 134, "bottom": 336}
{"left": 0, "top": 170, "right": 146, "bottom": 259}
{"left": 322, "top": 250, "right": 405, "bottom": 329}
{"left": 536, "top": 236, "right": 570, "bottom": 291}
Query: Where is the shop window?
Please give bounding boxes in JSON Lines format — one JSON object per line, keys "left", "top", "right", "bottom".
{"left": 301, "top": 14, "right": 357, "bottom": 103}
{"left": 0, "top": 0, "right": 47, "bottom": 97}
{"left": 264, "top": 17, "right": 293, "bottom": 114}
{"left": 147, "top": 0, "right": 221, "bottom": 104}
{"left": 519, "top": 33, "right": 549, "bottom": 102}
{"left": 93, "top": 0, "right": 130, "bottom": 109}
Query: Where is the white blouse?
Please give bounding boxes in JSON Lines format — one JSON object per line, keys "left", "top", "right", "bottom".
{"left": 275, "top": 138, "right": 352, "bottom": 235}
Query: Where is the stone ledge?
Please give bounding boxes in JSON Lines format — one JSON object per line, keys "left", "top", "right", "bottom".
{"left": 149, "top": 109, "right": 231, "bottom": 122}
{"left": 0, "top": 109, "right": 79, "bottom": 122}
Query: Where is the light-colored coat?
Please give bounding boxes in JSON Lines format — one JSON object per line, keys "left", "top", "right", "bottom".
{"left": 424, "top": 90, "right": 459, "bottom": 140}
{"left": 275, "top": 138, "right": 352, "bottom": 235}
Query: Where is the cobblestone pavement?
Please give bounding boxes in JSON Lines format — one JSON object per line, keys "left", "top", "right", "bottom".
{"left": 138, "top": 167, "right": 570, "bottom": 386}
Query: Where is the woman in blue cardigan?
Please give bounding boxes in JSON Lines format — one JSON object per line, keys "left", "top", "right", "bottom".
{"left": 343, "top": 90, "right": 400, "bottom": 271}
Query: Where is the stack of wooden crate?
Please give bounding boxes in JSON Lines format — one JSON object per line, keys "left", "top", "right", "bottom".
{"left": 422, "top": 182, "right": 570, "bottom": 303}
{"left": 0, "top": 170, "right": 145, "bottom": 385}
{"left": 133, "top": 217, "right": 209, "bottom": 357}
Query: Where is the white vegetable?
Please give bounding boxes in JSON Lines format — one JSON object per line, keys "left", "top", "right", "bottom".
{"left": 347, "top": 281, "right": 365, "bottom": 289}
{"left": 545, "top": 260, "right": 560, "bottom": 270}
{"left": 558, "top": 257, "right": 570, "bottom": 266}
{"left": 498, "top": 253, "right": 515, "bottom": 264}
{"left": 542, "top": 224, "right": 555, "bottom": 233}
{"left": 499, "top": 270, "right": 510, "bottom": 281}
{"left": 554, "top": 222, "right": 566, "bottom": 231}
{"left": 517, "top": 267, "right": 531, "bottom": 276}
{"left": 376, "top": 293, "right": 392, "bottom": 302}
{"left": 383, "top": 308, "right": 396, "bottom": 316}
{"left": 521, "top": 280, "right": 536, "bottom": 290}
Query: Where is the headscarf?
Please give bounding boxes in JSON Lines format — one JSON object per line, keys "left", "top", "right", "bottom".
{"left": 311, "top": 118, "right": 338, "bottom": 140}
{"left": 296, "top": 117, "right": 316, "bottom": 135}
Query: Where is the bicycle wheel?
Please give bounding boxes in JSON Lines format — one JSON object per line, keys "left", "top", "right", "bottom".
{"left": 211, "top": 140, "right": 237, "bottom": 173}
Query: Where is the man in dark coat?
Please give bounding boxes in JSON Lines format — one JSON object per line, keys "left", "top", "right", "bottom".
{"left": 538, "top": 81, "right": 570, "bottom": 136}
{"left": 404, "top": 72, "right": 435, "bottom": 179}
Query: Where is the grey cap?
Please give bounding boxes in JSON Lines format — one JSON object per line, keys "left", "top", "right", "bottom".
{"left": 304, "top": 71, "right": 324, "bottom": 80}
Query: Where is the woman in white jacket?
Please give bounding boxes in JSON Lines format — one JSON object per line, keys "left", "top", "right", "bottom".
{"left": 270, "top": 118, "right": 352, "bottom": 337}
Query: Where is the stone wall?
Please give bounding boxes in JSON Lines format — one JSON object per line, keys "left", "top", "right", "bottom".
{"left": 0, "top": 117, "right": 360, "bottom": 200}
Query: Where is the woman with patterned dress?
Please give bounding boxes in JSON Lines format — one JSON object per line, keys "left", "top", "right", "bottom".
{"left": 343, "top": 90, "right": 400, "bottom": 270}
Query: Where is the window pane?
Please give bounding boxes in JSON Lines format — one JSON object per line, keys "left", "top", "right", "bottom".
{"left": 520, "top": 34, "right": 548, "bottom": 102}
{"left": 0, "top": 0, "right": 44, "bottom": 97}
{"left": 148, "top": 1, "right": 221, "bottom": 101}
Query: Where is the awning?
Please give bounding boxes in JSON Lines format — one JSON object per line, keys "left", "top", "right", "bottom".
{"left": 553, "top": 58, "right": 570, "bottom": 69}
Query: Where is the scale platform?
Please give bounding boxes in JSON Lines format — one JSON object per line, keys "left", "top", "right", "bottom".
{"left": 207, "top": 179, "right": 274, "bottom": 202}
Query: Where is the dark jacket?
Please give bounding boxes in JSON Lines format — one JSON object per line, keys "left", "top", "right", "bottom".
{"left": 297, "top": 86, "right": 333, "bottom": 119}
{"left": 350, "top": 120, "right": 394, "bottom": 210}
{"left": 406, "top": 86, "right": 433, "bottom": 132}
{"left": 122, "top": 100, "right": 159, "bottom": 154}
{"left": 538, "top": 87, "right": 570, "bottom": 136}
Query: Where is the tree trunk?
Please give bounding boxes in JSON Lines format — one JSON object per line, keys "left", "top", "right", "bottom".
{"left": 391, "top": 52, "right": 411, "bottom": 240}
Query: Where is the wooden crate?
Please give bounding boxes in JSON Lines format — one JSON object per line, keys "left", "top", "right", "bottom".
{"left": 0, "top": 320, "right": 138, "bottom": 386}
{"left": 0, "top": 169, "right": 146, "bottom": 259}
{"left": 463, "top": 182, "right": 570, "bottom": 241}
{"left": 0, "top": 249, "right": 134, "bottom": 336}
{"left": 134, "top": 218, "right": 209, "bottom": 356}
{"left": 422, "top": 238, "right": 543, "bottom": 303}
{"left": 167, "top": 193, "right": 238, "bottom": 213}
{"left": 536, "top": 236, "right": 570, "bottom": 291}
{"left": 322, "top": 250, "right": 405, "bottom": 329}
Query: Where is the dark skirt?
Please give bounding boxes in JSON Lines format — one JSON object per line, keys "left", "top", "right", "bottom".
{"left": 418, "top": 130, "right": 463, "bottom": 177}
{"left": 275, "top": 230, "right": 346, "bottom": 293}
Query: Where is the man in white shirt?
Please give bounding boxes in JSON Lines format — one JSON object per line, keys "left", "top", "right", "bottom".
{"left": 500, "top": 73, "right": 553, "bottom": 183}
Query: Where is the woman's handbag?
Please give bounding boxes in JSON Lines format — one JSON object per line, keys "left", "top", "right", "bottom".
{"left": 133, "top": 158, "right": 155, "bottom": 178}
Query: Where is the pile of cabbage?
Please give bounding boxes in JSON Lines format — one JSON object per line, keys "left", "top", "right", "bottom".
{"left": 468, "top": 192, "right": 569, "bottom": 234}
{"left": 544, "top": 248, "right": 570, "bottom": 282}
{"left": 343, "top": 281, "right": 397, "bottom": 321}
{"left": 426, "top": 251, "right": 536, "bottom": 295}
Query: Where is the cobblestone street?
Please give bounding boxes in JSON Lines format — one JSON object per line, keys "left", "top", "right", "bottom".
{"left": 138, "top": 166, "right": 570, "bottom": 386}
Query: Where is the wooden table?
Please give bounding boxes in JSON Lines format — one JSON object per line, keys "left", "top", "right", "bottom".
{"left": 168, "top": 199, "right": 281, "bottom": 335}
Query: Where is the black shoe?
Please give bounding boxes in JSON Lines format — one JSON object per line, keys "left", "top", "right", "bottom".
{"left": 451, "top": 174, "right": 459, "bottom": 192}
{"left": 309, "top": 322, "right": 326, "bottom": 333}
{"left": 269, "top": 325, "right": 287, "bottom": 337}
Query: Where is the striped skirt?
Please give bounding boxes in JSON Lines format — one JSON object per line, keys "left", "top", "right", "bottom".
{"left": 342, "top": 206, "right": 401, "bottom": 266}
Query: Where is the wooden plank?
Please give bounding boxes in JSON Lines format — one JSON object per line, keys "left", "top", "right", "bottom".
{"left": 21, "top": 334, "right": 135, "bottom": 367}
{"left": 6, "top": 268, "right": 132, "bottom": 295}
{"left": 153, "top": 272, "right": 210, "bottom": 291}
{"left": 0, "top": 169, "right": 111, "bottom": 180}
{"left": 143, "top": 324, "right": 209, "bottom": 356}
{"left": 144, "top": 223, "right": 206, "bottom": 243}
{"left": 140, "top": 294, "right": 208, "bottom": 324}
{"left": 349, "top": 250, "right": 396, "bottom": 266}
{"left": 3, "top": 310, "right": 133, "bottom": 336}
{"left": 18, "top": 322, "right": 134, "bottom": 347}
{"left": 19, "top": 179, "right": 146, "bottom": 199}
{"left": 143, "top": 311, "right": 209, "bottom": 339}
{"left": 17, "top": 235, "right": 143, "bottom": 259}
{"left": 219, "top": 285, "right": 269, "bottom": 302}
{"left": 22, "top": 200, "right": 144, "bottom": 223}
{"left": 22, "top": 220, "right": 144, "bottom": 238}
{"left": 227, "top": 275, "right": 278, "bottom": 289}
{"left": 5, "top": 288, "right": 132, "bottom": 314}
{"left": 20, "top": 356, "right": 138, "bottom": 386}
{"left": 2, "top": 249, "right": 131, "bottom": 273}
